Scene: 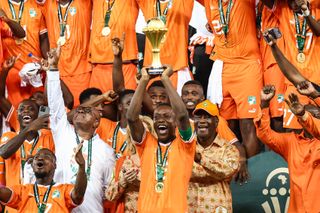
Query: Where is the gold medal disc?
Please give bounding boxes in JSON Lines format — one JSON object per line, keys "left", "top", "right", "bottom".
{"left": 155, "top": 182, "right": 164, "bottom": 193}
{"left": 57, "top": 36, "right": 66, "bottom": 46}
{"left": 102, "top": 27, "right": 111, "bottom": 36}
{"left": 297, "top": 52, "right": 306, "bottom": 63}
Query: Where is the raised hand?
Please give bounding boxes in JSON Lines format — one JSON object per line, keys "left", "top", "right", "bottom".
{"left": 74, "top": 141, "right": 85, "bottom": 167}
{"left": 285, "top": 93, "right": 305, "bottom": 116}
{"left": 260, "top": 85, "right": 276, "bottom": 108}
{"left": 102, "top": 90, "right": 119, "bottom": 103}
{"left": 40, "top": 59, "right": 49, "bottom": 72}
{"left": 26, "top": 115, "right": 50, "bottom": 132}
{"left": 111, "top": 33, "right": 125, "bottom": 57}
{"left": 295, "top": 0, "right": 308, "bottom": 11}
{"left": 161, "top": 64, "right": 173, "bottom": 78}
{"left": 263, "top": 29, "right": 277, "bottom": 47}
{"left": 47, "top": 46, "right": 61, "bottom": 69}
{"left": 141, "top": 67, "right": 150, "bottom": 82}
{"left": 297, "top": 81, "right": 320, "bottom": 99}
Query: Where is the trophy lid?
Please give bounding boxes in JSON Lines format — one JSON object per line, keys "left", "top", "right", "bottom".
{"left": 142, "top": 17, "right": 168, "bottom": 33}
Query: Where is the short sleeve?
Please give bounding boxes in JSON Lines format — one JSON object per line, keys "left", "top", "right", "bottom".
{"left": 39, "top": 14, "right": 47, "bottom": 35}
{"left": 0, "top": 132, "right": 17, "bottom": 147}
{"left": 133, "top": 131, "right": 150, "bottom": 158}
{"left": 64, "top": 184, "right": 78, "bottom": 210}
{"left": 4, "top": 185, "right": 22, "bottom": 209}
{"left": 217, "top": 116, "right": 238, "bottom": 144}
{"left": 6, "top": 107, "right": 19, "bottom": 132}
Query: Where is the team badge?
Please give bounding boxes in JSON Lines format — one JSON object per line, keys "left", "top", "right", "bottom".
{"left": 277, "top": 94, "right": 284, "bottom": 103}
{"left": 29, "top": 8, "right": 37, "bottom": 18}
{"left": 52, "top": 190, "right": 61, "bottom": 198}
{"left": 248, "top": 96, "right": 256, "bottom": 105}
{"left": 69, "top": 7, "right": 76, "bottom": 16}
{"left": 1, "top": 137, "right": 8, "bottom": 143}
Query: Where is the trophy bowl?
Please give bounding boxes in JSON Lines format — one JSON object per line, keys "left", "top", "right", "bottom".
{"left": 143, "top": 17, "right": 168, "bottom": 75}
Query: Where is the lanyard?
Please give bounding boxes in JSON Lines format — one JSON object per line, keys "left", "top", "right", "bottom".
{"left": 156, "top": 143, "right": 171, "bottom": 182}
{"left": 294, "top": 13, "right": 307, "bottom": 53}
{"left": 57, "top": 0, "right": 73, "bottom": 36}
{"left": 156, "top": 0, "right": 173, "bottom": 24}
{"left": 8, "top": 0, "right": 25, "bottom": 23}
{"left": 218, "top": 0, "right": 233, "bottom": 37}
{"left": 20, "top": 133, "right": 40, "bottom": 178}
{"left": 104, "top": 0, "right": 116, "bottom": 27}
{"left": 33, "top": 181, "right": 54, "bottom": 213}
{"left": 75, "top": 131, "right": 92, "bottom": 180}
{"left": 112, "top": 123, "right": 128, "bottom": 160}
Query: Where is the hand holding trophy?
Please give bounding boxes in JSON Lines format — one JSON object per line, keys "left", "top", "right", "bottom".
{"left": 143, "top": 17, "right": 168, "bottom": 75}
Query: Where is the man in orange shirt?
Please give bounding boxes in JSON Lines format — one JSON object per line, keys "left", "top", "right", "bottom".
{"left": 0, "top": 146, "right": 87, "bottom": 212}
{"left": 137, "top": 0, "right": 194, "bottom": 93}
{"left": 127, "top": 65, "right": 195, "bottom": 212}
{"left": 1, "top": 0, "right": 49, "bottom": 108}
{"left": 38, "top": 0, "right": 92, "bottom": 106}
{"left": 89, "top": 0, "right": 139, "bottom": 92}
{"left": 203, "top": 0, "right": 263, "bottom": 158}
{"left": 263, "top": 0, "right": 320, "bottom": 129}
{"left": 181, "top": 80, "right": 248, "bottom": 183}
{"left": 255, "top": 85, "right": 320, "bottom": 213}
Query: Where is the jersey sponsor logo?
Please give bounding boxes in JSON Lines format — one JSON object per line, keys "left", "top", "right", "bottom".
{"left": 29, "top": 8, "right": 37, "bottom": 18}
{"left": 248, "top": 96, "right": 257, "bottom": 105}
{"left": 69, "top": 7, "right": 76, "bottom": 16}
{"left": 277, "top": 94, "right": 284, "bottom": 103}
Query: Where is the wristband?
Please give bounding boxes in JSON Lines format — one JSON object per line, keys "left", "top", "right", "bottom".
{"left": 303, "top": 8, "right": 310, "bottom": 17}
{"left": 179, "top": 126, "right": 192, "bottom": 142}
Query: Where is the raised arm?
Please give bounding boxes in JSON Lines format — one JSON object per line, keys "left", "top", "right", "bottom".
{"left": 264, "top": 29, "right": 306, "bottom": 86}
{"left": 60, "top": 79, "right": 74, "bottom": 110}
{"left": 0, "top": 57, "right": 17, "bottom": 117}
{"left": 296, "top": 0, "right": 320, "bottom": 36}
{"left": 71, "top": 142, "right": 87, "bottom": 205}
{"left": 161, "top": 66, "right": 190, "bottom": 131}
{"left": 112, "top": 35, "right": 125, "bottom": 93}
{"left": 127, "top": 68, "right": 149, "bottom": 143}
{"left": 0, "top": 9, "right": 25, "bottom": 38}
{"left": 0, "top": 115, "right": 49, "bottom": 159}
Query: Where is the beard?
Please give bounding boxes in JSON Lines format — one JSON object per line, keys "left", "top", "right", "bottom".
{"left": 34, "top": 171, "right": 47, "bottom": 179}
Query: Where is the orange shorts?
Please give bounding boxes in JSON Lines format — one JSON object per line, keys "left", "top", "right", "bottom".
{"left": 61, "top": 72, "right": 91, "bottom": 107}
{"left": 283, "top": 84, "right": 312, "bottom": 129}
{"left": 263, "top": 64, "right": 286, "bottom": 118}
{"left": 220, "top": 60, "right": 263, "bottom": 119}
{"left": 90, "top": 63, "right": 137, "bottom": 92}
{"left": 6, "top": 66, "right": 44, "bottom": 108}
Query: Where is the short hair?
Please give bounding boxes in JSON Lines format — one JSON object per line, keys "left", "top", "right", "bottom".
{"left": 36, "top": 148, "right": 56, "bottom": 161}
{"left": 154, "top": 103, "right": 172, "bottom": 111}
{"left": 148, "top": 80, "right": 165, "bottom": 91}
{"left": 118, "top": 89, "right": 135, "bottom": 103}
{"left": 18, "top": 99, "right": 39, "bottom": 111}
{"left": 79, "top": 88, "right": 102, "bottom": 104}
{"left": 183, "top": 80, "right": 203, "bottom": 88}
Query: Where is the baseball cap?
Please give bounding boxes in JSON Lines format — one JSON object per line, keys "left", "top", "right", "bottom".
{"left": 193, "top": 100, "right": 219, "bottom": 117}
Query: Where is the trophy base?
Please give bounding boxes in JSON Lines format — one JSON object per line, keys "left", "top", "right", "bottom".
{"left": 147, "top": 66, "right": 164, "bottom": 75}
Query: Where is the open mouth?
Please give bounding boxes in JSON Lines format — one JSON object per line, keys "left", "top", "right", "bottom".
{"left": 186, "top": 101, "right": 195, "bottom": 107}
{"left": 22, "top": 115, "right": 32, "bottom": 122}
{"left": 157, "top": 124, "right": 168, "bottom": 135}
{"left": 197, "top": 125, "right": 208, "bottom": 132}
{"left": 36, "top": 161, "right": 44, "bottom": 168}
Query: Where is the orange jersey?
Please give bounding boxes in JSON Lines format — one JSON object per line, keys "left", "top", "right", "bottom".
{"left": 89, "top": 0, "right": 139, "bottom": 63}
{"left": 4, "top": 183, "right": 77, "bottom": 212}
{"left": 204, "top": 0, "right": 261, "bottom": 63}
{"left": 0, "top": 130, "right": 55, "bottom": 187}
{"left": 0, "top": 156, "right": 5, "bottom": 186}
{"left": 6, "top": 106, "right": 19, "bottom": 132}
{"left": 273, "top": 2, "right": 320, "bottom": 84}
{"left": 0, "top": 20, "right": 12, "bottom": 65}
{"left": 40, "top": 0, "right": 92, "bottom": 77}
{"left": 137, "top": 0, "right": 194, "bottom": 71}
{"left": 135, "top": 131, "right": 196, "bottom": 213}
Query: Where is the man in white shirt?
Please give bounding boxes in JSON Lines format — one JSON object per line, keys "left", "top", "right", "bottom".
{"left": 46, "top": 46, "right": 115, "bottom": 212}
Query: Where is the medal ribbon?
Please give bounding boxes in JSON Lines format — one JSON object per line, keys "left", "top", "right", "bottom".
{"left": 20, "top": 133, "right": 40, "bottom": 178}
{"left": 75, "top": 131, "right": 92, "bottom": 180}
{"left": 33, "top": 181, "right": 54, "bottom": 213}
{"left": 156, "top": 143, "right": 171, "bottom": 183}
{"left": 112, "top": 123, "right": 128, "bottom": 160}
{"left": 294, "top": 13, "right": 307, "bottom": 53}
{"left": 8, "top": 0, "right": 24, "bottom": 23}
{"left": 57, "top": 0, "right": 73, "bottom": 37}
{"left": 156, "top": 0, "right": 173, "bottom": 24}
{"left": 218, "top": 0, "right": 233, "bottom": 37}
{"left": 104, "top": 0, "right": 116, "bottom": 27}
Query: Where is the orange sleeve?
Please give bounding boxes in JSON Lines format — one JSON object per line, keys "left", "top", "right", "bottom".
{"left": 5, "top": 185, "right": 22, "bottom": 209}
{"left": 64, "top": 184, "right": 78, "bottom": 210}
{"left": 1, "top": 23, "right": 12, "bottom": 38}
{"left": 6, "top": 107, "right": 19, "bottom": 132}
{"left": 0, "top": 157, "right": 5, "bottom": 186}
{"left": 298, "top": 112, "right": 320, "bottom": 140}
{"left": 39, "top": 13, "right": 47, "bottom": 35}
{"left": 133, "top": 131, "right": 149, "bottom": 158}
{"left": 254, "top": 108, "right": 291, "bottom": 159}
{"left": 217, "top": 116, "right": 238, "bottom": 144}
{"left": 0, "top": 132, "right": 17, "bottom": 146}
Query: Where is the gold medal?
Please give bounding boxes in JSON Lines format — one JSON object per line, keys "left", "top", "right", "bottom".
{"left": 297, "top": 52, "right": 306, "bottom": 63}
{"left": 15, "top": 39, "right": 24, "bottom": 45}
{"left": 155, "top": 182, "right": 164, "bottom": 193}
{"left": 57, "top": 36, "right": 66, "bottom": 46}
{"left": 101, "top": 27, "right": 111, "bottom": 36}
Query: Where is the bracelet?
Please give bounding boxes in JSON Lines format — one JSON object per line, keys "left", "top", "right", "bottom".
{"left": 49, "top": 67, "right": 59, "bottom": 71}
{"left": 303, "top": 8, "right": 310, "bottom": 17}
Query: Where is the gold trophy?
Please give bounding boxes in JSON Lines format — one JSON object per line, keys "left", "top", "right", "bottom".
{"left": 143, "top": 17, "right": 168, "bottom": 75}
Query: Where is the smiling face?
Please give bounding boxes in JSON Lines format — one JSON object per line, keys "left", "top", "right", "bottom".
{"left": 148, "top": 86, "right": 170, "bottom": 110}
{"left": 194, "top": 110, "right": 218, "bottom": 142}
{"left": 73, "top": 106, "right": 101, "bottom": 131}
{"left": 17, "top": 100, "right": 39, "bottom": 129}
{"left": 153, "top": 104, "right": 176, "bottom": 143}
{"left": 32, "top": 149, "right": 56, "bottom": 179}
{"left": 181, "top": 84, "right": 204, "bottom": 112}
